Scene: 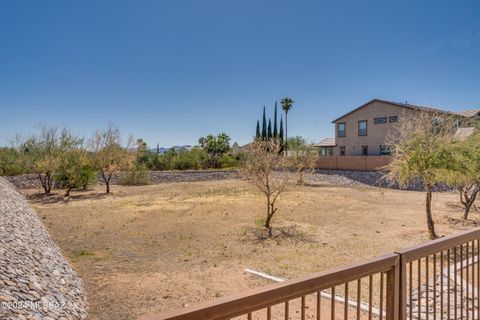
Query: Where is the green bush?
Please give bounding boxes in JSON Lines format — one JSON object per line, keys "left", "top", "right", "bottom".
{"left": 78, "top": 165, "right": 98, "bottom": 190}
{"left": 172, "top": 151, "right": 201, "bottom": 170}
{"left": 118, "top": 165, "right": 150, "bottom": 185}
{"left": 0, "top": 147, "right": 26, "bottom": 176}
{"left": 136, "top": 147, "right": 238, "bottom": 171}
{"left": 219, "top": 154, "right": 239, "bottom": 169}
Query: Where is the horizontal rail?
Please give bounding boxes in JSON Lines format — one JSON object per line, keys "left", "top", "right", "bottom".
{"left": 396, "top": 228, "right": 480, "bottom": 262}
{"left": 141, "top": 253, "right": 399, "bottom": 320}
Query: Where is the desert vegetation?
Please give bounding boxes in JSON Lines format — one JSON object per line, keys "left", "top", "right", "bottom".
{"left": 0, "top": 125, "right": 243, "bottom": 196}
{"left": 23, "top": 178, "right": 475, "bottom": 320}
{"left": 387, "top": 112, "right": 480, "bottom": 238}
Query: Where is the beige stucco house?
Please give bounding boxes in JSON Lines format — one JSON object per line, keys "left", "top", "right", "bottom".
{"left": 319, "top": 99, "right": 479, "bottom": 157}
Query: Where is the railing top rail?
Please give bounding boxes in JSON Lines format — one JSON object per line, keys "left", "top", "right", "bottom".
{"left": 140, "top": 253, "right": 398, "bottom": 320}
{"left": 396, "top": 228, "right": 480, "bottom": 263}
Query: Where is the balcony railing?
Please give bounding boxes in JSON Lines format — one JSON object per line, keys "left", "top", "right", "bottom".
{"left": 141, "top": 228, "right": 480, "bottom": 320}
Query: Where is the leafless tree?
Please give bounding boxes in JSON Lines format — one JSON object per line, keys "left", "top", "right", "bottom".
{"left": 241, "top": 139, "right": 289, "bottom": 237}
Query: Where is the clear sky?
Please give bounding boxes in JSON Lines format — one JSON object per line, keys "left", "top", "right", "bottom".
{"left": 0, "top": 1, "right": 479, "bottom": 147}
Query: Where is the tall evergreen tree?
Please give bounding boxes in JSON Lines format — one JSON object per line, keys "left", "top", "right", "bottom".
{"left": 262, "top": 106, "right": 267, "bottom": 139}
{"left": 267, "top": 119, "right": 272, "bottom": 139}
{"left": 255, "top": 120, "right": 261, "bottom": 139}
{"left": 273, "top": 101, "right": 278, "bottom": 138}
{"left": 279, "top": 115, "right": 285, "bottom": 153}
{"left": 279, "top": 115, "right": 284, "bottom": 141}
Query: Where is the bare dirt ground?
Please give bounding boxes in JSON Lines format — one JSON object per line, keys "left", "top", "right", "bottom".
{"left": 22, "top": 178, "right": 480, "bottom": 320}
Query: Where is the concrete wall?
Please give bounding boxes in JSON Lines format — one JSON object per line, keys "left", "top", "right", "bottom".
{"left": 316, "top": 156, "right": 392, "bottom": 171}
{"left": 333, "top": 101, "right": 416, "bottom": 156}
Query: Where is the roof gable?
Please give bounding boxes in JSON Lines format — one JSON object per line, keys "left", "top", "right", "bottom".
{"left": 331, "top": 99, "right": 464, "bottom": 123}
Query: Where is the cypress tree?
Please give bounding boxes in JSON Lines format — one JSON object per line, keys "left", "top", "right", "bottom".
{"left": 262, "top": 106, "right": 267, "bottom": 139}
{"left": 279, "top": 115, "right": 284, "bottom": 145}
{"left": 267, "top": 119, "right": 272, "bottom": 139}
{"left": 273, "top": 101, "right": 278, "bottom": 138}
{"left": 255, "top": 120, "right": 261, "bottom": 140}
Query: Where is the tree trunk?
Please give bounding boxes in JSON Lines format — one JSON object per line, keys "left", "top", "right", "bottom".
{"left": 65, "top": 186, "right": 72, "bottom": 197}
{"left": 463, "top": 185, "right": 480, "bottom": 220}
{"left": 83, "top": 183, "right": 87, "bottom": 191}
{"left": 45, "top": 174, "right": 53, "bottom": 195}
{"left": 264, "top": 194, "right": 272, "bottom": 237}
{"left": 37, "top": 173, "right": 48, "bottom": 195}
{"left": 425, "top": 184, "right": 438, "bottom": 239}
{"left": 284, "top": 112, "right": 288, "bottom": 154}
{"left": 102, "top": 172, "right": 111, "bottom": 194}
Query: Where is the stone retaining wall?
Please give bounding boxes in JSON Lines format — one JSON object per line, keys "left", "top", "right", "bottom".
{"left": 314, "top": 170, "right": 454, "bottom": 192}
{"left": 4, "top": 170, "right": 454, "bottom": 192}
{"left": 0, "top": 177, "right": 87, "bottom": 319}
{"left": 5, "top": 170, "right": 240, "bottom": 190}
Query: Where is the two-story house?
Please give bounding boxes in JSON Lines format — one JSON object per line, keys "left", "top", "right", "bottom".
{"left": 319, "top": 99, "right": 479, "bottom": 157}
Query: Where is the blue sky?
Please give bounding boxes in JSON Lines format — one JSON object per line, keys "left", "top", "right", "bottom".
{"left": 0, "top": 1, "right": 479, "bottom": 147}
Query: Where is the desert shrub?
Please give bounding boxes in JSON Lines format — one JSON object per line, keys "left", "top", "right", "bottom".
{"left": 118, "top": 164, "right": 150, "bottom": 185}
{"left": 0, "top": 147, "right": 26, "bottom": 176}
{"left": 219, "top": 154, "right": 239, "bottom": 169}
{"left": 171, "top": 150, "right": 201, "bottom": 170}
{"left": 78, "top": 165, "right": 98, "bottom": 190}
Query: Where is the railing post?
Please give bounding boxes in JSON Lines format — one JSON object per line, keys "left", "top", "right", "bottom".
{"left": 386, "top": 256, "right": 400, "bottom": 320}
{"left": 397, "top": 254, "right": 407, "bottom": 320}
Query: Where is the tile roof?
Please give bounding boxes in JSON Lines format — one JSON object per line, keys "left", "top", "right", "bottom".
{"left": 314, "top": 137, "right": 336, "bottom": 147}
{"left": 332, "top": 99, "right": 479, "bottom": 123}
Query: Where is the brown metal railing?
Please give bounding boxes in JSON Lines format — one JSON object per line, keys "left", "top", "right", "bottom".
{"left": 141, "top": 228, "right": 480, "bottom": 320}
{"left": 397, "top": 229, "right": 480, "bottom": 320}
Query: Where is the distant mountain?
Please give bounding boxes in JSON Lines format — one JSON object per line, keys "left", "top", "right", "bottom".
{"left": 149, "top": 145, "right": 194, "bottom": 154}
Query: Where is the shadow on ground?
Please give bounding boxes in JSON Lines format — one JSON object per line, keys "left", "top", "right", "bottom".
{"left": 26, "top": 189, "right": 110, "bottom": 204}
{"left": 244, "top": 224, "right": 318, "bottom": 244}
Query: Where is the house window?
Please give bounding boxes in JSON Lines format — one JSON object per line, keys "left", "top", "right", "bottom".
{"left": 361, "top": 146, "right": 368, "bottom": 156}
{"left": 454, "top": 119, "right": 462, "bottom": 128}
{"left": 380, "top": 145, "right": 392, "bottom": 156}
{"left": 374, "top": 117, "right": 387, "bottom": 124}
{"left": 320, "top": 147, "right": 333, "bottom": 156}
{"left": 358, "top": 120, "right": 367, "bottom": 136}
{"left": 388, "top": 116, "right": 398, "bottom": 123}
{"left": 338, "top": 123, "right": 346, "bottom": 137}
{"left": 339, "top": 146, "right": 346, "bottom": 156}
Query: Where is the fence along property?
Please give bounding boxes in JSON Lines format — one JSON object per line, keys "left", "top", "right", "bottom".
{"left": 142, "top": 228, "right": 480, "bottom": 320}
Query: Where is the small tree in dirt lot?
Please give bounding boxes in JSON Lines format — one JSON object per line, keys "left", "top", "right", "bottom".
{"left": 289, "top": 144, "right": 318, "bottom": 185}
{"left": 78, "top": 163, "right": 98, "bottom": 190}
{"left": 386, "top": 113, "right": 457, "bottom": 239}
{"left": 446, "top": 131, "right": 480, "bottom": 219}
{"left": 241, "top": 139, "right": 289, "bottom": 237}
{"left": 19, "top": 126, "right": 69, "bottom": 195}
{"left": 55, "top": 130, "right": 86, "bottom": 197}
{"left": 90, "top": 125, "right": 133, "bottom": 193}
{"left": 56, "top": 149, "right": 87, "bottom": 197}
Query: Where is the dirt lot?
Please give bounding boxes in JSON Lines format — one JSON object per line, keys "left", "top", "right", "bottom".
{"left": 23, "top": 178, "right": 479, "bottom": 320}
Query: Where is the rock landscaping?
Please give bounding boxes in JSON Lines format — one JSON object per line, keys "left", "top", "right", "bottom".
{"left": 6, "top": 170, "right": 240, "bottom": 189}
{"left": 0, "top": 177, "right": 87, "bottom": 319}
{"left": 4, "top": 169, "right": 455, "bottom": 193}
{"left": 310, "top": 170, "right": 455, "bottom": 192}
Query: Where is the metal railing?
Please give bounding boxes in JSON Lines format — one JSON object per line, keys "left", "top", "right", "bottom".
{"left": 397, "top": 229, "right": 480, "bottom": 320}
{"left": 141, "top": 228, "right": 480, "bottom": 320}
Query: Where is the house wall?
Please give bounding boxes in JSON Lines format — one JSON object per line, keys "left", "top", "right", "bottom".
{"left": 316, "top": 156, "right": 392, "bottom": 171}
{"left": 333, "top": 101, "right": 417, "bottom": 156}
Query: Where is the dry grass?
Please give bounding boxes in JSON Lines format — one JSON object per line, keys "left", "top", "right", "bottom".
{"left": 22, "top": 178, "right": 480, "bottom": 320}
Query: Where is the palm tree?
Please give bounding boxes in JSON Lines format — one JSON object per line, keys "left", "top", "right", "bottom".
{"left": 280, "top": 97, "right": 294, "bottom": 153}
